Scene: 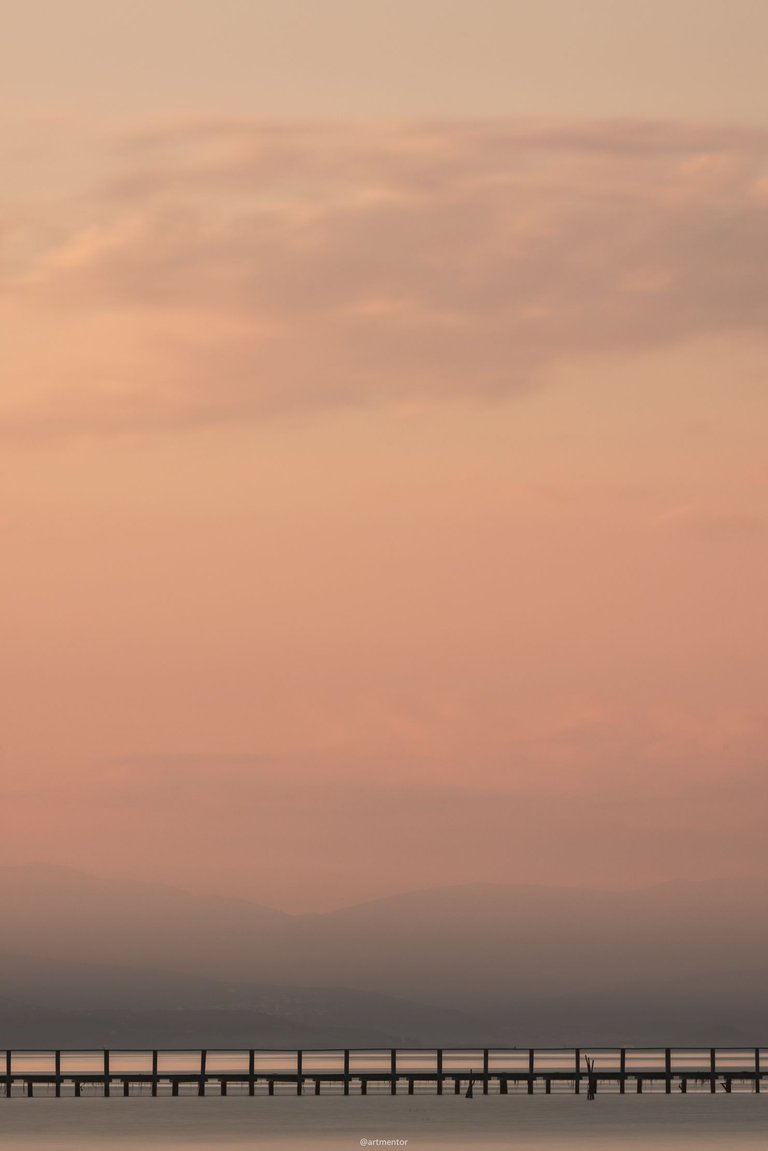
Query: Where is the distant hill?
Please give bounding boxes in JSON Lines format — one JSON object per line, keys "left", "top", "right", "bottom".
{"left": 2, "top": 864, "right": 767, "bottom": 1044}
{"left": 0, "top": 862, "right": 290, "bottom": 975}
{"left": 0, "top": 999, "right": 365, "bottom": 1049}
{"left": 0, "top": 952, "right": 495, "bottom": 1046}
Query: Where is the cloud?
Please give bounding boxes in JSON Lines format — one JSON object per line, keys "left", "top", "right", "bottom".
{"left": 4, "top": 118, "right": 768, "bottom": 435}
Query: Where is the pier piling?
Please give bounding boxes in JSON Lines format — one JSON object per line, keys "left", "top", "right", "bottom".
{"left": 2, "top": 1045, "right": 764, "bottom": 1098}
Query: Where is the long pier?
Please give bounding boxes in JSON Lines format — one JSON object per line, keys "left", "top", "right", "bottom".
{"left": 2, "top": 1047, "right": 766, "bottom": 1097}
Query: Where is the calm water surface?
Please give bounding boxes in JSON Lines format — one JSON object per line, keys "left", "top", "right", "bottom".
{"left": 0, "top": 1097, "right": 766, "bottom": 1150}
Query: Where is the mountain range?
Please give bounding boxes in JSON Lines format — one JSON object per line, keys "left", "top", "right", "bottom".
{"left": 1, "top": 864, "right": 766, "bottom": 1047}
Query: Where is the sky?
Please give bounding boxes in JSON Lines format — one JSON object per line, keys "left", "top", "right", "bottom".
{"left": 2, "top": 2, "right": 767, "bottom": 911}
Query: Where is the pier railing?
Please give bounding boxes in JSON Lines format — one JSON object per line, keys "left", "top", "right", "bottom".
{"left": 2, "top": 1046, "right": 766, "bottom": 1097}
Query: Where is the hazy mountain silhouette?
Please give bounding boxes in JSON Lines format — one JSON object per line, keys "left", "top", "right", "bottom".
{"left": 2, "top": 865, "right": 767, "bottom": 1044}
{"left": 0, "top": 998, "right": 377, "bottom": 1049}
{"left": 0, "top": 952, "right": 495, "bottom": 1046}
{"left": 0, "top": 863, "right": 290, "bottom": 975}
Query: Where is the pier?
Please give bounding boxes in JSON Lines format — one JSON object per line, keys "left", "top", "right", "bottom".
{"left": 2, "top": 1047, "right": 766, "bottom": 1097}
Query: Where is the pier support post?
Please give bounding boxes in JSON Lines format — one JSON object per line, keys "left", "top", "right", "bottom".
{"left": 18, "top": 1044, "right": 764, "bottom": 1107}
{"left": 5, "top": 1050, "right": 11, "bottom": 1099}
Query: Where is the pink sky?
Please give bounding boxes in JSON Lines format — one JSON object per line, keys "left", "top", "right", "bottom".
{"left": 2, "top": 5, "right": 767, "bottom": 910}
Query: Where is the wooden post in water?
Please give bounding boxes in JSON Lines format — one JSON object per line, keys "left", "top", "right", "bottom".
{"left": 296, "top": 1050, "right": 303, "bottom": 1096}
{"left": 636, "top": 1077, "right": 643, "bottom": 1094}
{"left": 619, "top": 1048, "right": 626, "bottom": 1094}
{"left": 151, "top": 1051, "right": 158, "bottom": 1098}
{"left": 54, "top": 1051, "right": 61, "bottom": 1098}
{"left": 665, "top": 1047, "right": 672, "bottom": 1094}
{"left": 574, "top": 1048, "right": 581, "bottom": 1095}
{"left": 454, "top": 1077, "right": 461, "bottom": 1095}
{"left": 314, "top": 1078, "right": 321, "bottom": 1095}
{"left": 390, "top": 1048, "right": 397, "bottom": 1095}
{"left": 199, "top": 1050, "right": 207, "bottom": 1097}
{"left": 343, "top": 1049, "right": 350, "bottom": 1096}
{"left": 436, "top": 1049, "right": 443, "bottom": 1096}
{"left": 249, "top": 1049, "right": 255, "bottom": 1096}
{"left": 545, "top": 1078, "right": 551, "bottom": 1095}
{"left": 171, "top": 1079, "right": 179, "bottom": 1097}
{"left": 74, "top": 1080, "right": 81, "bottom": 1098}
{"left": 103, "top": 1050, "right": 110, "bottom": 1097}
{"left": 5, "top": 1049, "right": 11, "bottom": 1099}
{"left": 408, "top": 1077, "right": 414, "bottom": 1095}
{"left": 528, "top": 1049, "right": 535, "bottom": 1095}
{"left": 710, "top": 1048, "right": 717, "bottom": 1094}
{"left": 268, "top": 1079, "right": 275, "bottom": 1096}
{"left": 483, "top": 1049, "right": 490, "bottom": 1095}
{"left": 756, "top": 1048, "right": 761, "bottom": 1094}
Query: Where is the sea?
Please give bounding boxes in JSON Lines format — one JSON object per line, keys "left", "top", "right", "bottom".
{"left": 0, "top": 1096, "right": 766, "bottom": 1150}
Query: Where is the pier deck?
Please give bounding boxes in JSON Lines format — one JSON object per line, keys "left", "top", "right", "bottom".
{"left": 2, "top": 1047, "right": 766, "bottom": 1097}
